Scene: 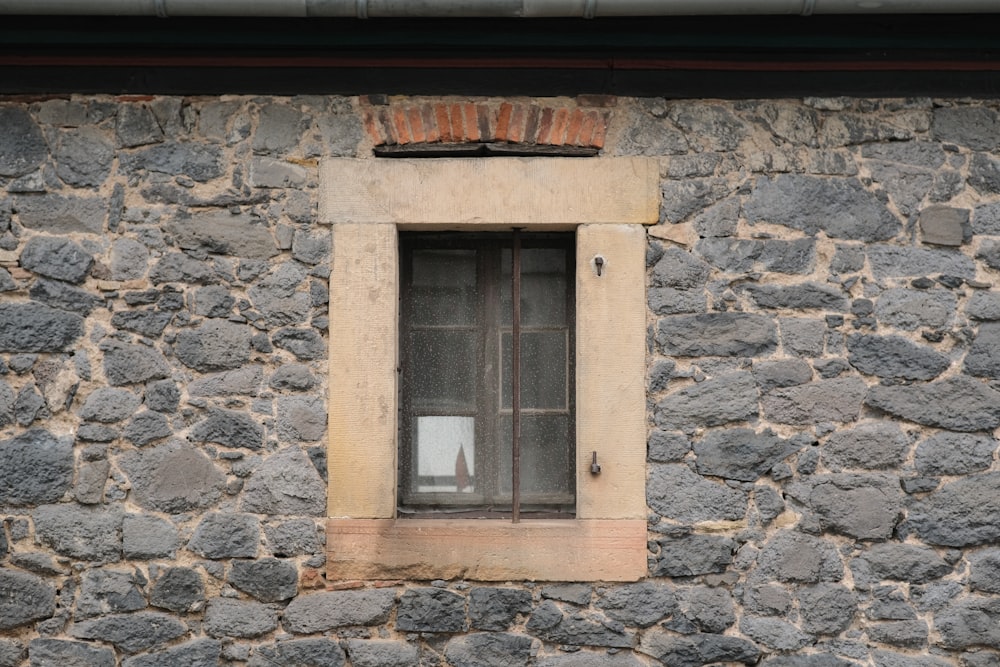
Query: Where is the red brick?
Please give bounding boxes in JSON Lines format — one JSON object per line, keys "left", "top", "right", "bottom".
{"left": 435, "top": 104, "right": 453, "bottom": 142}
{"left": 326, "top": 579, "right": 365, "bottom": 591}
{"left": 361, "top": 106, "right": 386, "bottom": 145}
{"left": 421, "top": 105, "right": 440, "bottom": 143}
{"left": 578, "top": 110, "right": 597, "bottom": 147}
{"left": 463, "top": 103, "right": 480, "bottom": 142}
{"left": 116, "top": 95, "right": 155, "bottom": 102}
{"left": 536, "top": 108, "right": 555, "bottom": 145}
{"left": 450, "top": 103, "right": 465, "bottom": 141}
{"left": 407, "top": 107, "right": 426, "bottom": 143}
{"left": 565, "top": 109, "right": 585, "bottom": 146}
{"left": 523, "top": 105, "right": 540, "bottom": 143}
{"left": 301, "top": 568, "right": 327, "bottom": 589}
{"left": 551, "top": 108, "right": 570, "bottom": 145}
{"left": 392, "top": 107, "right": 411, "bottom": 145}
{"left": 376, "top": 107, "right": 397, "bottom": 145}
{"left": 495, "top": 102, "right": 514, "bottom": 141}
{"left": 373, "top": 580, "right": 404, "bottom": 588}
{"left": 509, "top": 104, "right": 527, "bottom": 143}
{"left": 478, "top": 104, "right": 493, "bottom": 142}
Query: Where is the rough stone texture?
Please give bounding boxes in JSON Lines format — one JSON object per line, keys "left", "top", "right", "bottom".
{"left": 21, "top": 236, "right": 93, "bottom": 284}
{"left": 76, "top": 569, "right": 146, "bottom": 619}
{"left": 121, "top": 440, "right": 224, "bottom": 512}
{"left": 657, "top": 313, "right": 777, "bottom": 357}
{"left": 798, "top": 584, "right": 857, "bottom": 635}
{"left": 250, "top": 640, "right": 346, "bottom": 667}
{"left": 652, "top": 534, "right": 735, "bottom": 577}
{"left": 444, "top": 633, "right": 533, "bottom": 667}
{"left": 150, "top": 567, "right": 205, "bottom": 612}
{"left": 762, "top": 377, "right": 866, "bottom": 424}
{"left": 241, "top": 445, "right": 326, "bottom": 515}
{"left": 167, "top": 213, "right": 278, "bottom": 260}
{"left": 597, "top": 582, "right": 677, "bottom": 628}
{"left": 752, "top": 531, "right": 843, "bottom": 584}
{"left": 639, "top": 628, "right": 760, "bottom": 667}
{"left": 397, "top": 588, "right": 467, "bottom": 633}
{"left": 175, "top": 320, "right": 252, "bottom": 372}
{"left": 283, "top": 590, "right": 396, "bottom": 633}
{"left": 28, "top": 639, "right": 115, "bottom": 667}
{"left": 79, "top": 387, "right": 142, "bottom": 423}
{"left": 914, "top": 432, "right": 995, "bottom": 476}
{"left": 0, "top": 430, "right": 73, "bottom": 506}
{"left": 228, "top": 558, "right": 298, "bottom": 602}
{"left": 655, "top": 372, "right": 759, "bottom": 432}
{"left": 790, "top": 474, "right": 903, "bottom": 540}
{"left": 847, "top": 333, "right": 950, "bottom": 380}
{"left": 0, "top": 303, "right": 84, "bottom": 353}
{"left": 121, "top": 638, "right": 221, "bottom": 667}
{"left": 469, "top": 588, "right": 533, "bottom": 631}
{"left": 874, "top": 288, "right": 957, "bottom": 330}
{"left": 204, "top": 598, "right": 278, "bottom": 638}
{"left": 694, "top": 428, "right": 801, "bottom": 482}
{"left": 822, "top": 422, "right": 910, "bottom": 471}
{"left": 32, "top": 504, "right": 122, "bottom": 562}
{"left": 123, "top": 514, "right": 178, "bottom": 559}
{"left": 0, "top": 570, "right": 55, "bottom": 631}
{"left": 866, "top": 376, "right": 1000, "bottom": 432}
{"left": 189, "top": 408, "right": 263, "bottom": 450}
{"left": 276, "top": 396, "right": 326, "bottom": 441}
{"left": 187, "top": 512, "right": 260, "bottom": 559}
{"left": 101, "top": 342, "right": 170, "bottom": 386}
{"left": 71, "top": 612, "right": 187, "bottom": 654}
{"left": 909, "top": 473, "right": 1000, "bottom": 547}
{"left": 648, "top": 463, "right": 747, "bottom": 523}
{"left": 868, "top": 244, "right": 976, "bottom": 279}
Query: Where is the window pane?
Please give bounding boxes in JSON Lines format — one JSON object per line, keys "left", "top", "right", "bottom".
{"left": 410, "top": 249, "right": 477, "bottom": 326}
{"left": 409, "top": 329, "right": 476, "bottom": 412}
{"left": 501, "top": 331, "right": 568, "bottom": 410}
{"left": 413, "top": 416, "right": 476, "bottom": 493}
{"left": 501, "top": 248, "right": 568, "bottom": 327}
{"left": 498, "top": 415, "right": 572, "bottom": 497}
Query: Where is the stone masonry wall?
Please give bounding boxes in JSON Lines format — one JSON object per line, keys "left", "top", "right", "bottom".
{"left": 1, "top": 94, "right": 1000, "bottom": 666}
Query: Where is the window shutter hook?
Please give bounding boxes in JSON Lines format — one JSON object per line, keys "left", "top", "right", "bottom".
{"left": 594, "top": 255, "right": 605, "bottom": 277}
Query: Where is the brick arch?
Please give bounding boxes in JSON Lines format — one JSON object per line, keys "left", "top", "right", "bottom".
{"left": 361, "top": 98, "right": 612, "bottom": 149}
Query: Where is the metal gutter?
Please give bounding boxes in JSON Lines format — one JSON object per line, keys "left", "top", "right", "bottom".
{"left": 1, "top": 0, "right": 999, "bottom": 16}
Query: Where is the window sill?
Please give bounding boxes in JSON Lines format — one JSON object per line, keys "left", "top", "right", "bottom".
{"left": 327, "top": 518, "right": 647, "bottom": 581}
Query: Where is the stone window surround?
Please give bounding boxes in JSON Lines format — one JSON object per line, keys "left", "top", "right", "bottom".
{"left": 321, "top": 157, "right": 659, "bottom": 581}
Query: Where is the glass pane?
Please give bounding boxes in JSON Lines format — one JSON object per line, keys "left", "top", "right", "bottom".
{"left": 410, "top": 249, "right": 476, "bottom": 326}
{"left": 414, "top": 416, "right": 476, "bottom": 493}
{"left": 501, "top": 331, "right": 568, "bottom": 410}
{"left": 501, "top": 248, "right": 568, "bottom": 327}
{"left": 409, "top": 329, "right": 476, "bottom": 412}
{"left": 498, "top": 415, "right": 572, "bottom": 496}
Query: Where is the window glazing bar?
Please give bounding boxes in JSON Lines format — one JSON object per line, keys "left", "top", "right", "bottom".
{"left": 511, "top": 229, "right": 522, "bottom": 523}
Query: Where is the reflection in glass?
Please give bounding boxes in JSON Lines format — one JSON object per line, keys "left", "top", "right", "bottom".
{"left": 415, "top": 416, "right": 476, "bottom": 493}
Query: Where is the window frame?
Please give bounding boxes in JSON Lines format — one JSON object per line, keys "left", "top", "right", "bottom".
{"left": 322, "top": 156, "right": 658, "bottom": 582}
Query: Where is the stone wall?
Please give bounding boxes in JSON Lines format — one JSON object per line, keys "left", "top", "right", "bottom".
{"left": 1, "top": 94, "right": 1000, "bottom": 666}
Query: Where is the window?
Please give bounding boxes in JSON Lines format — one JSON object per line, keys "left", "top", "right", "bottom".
{"left": 399, "top": 233, "right": 575, "bottom": 518}
{"left": 322, "top": 156, "right": 657, "bottom": 581}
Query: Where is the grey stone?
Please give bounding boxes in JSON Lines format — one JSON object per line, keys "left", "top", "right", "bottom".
{"left": 852, "top": 544, "right": 951, "bottom": 590}
{"left": 122, "top": 638, "right": 221, "bottom": 667}
{"left": 123, "top": 411, "right": 172, "bottom": 446}
{"left": 540, "top": 584, "right": 592, "bottom": 605}
{"left": 71, "top": 612, "right": 186, "bottom": 654}
{"left": 122, "top": 142, "right": 223, "bottom": 182}
{"left": 15, "top": 194, "right": 107, "bottom": 234}
{"left": 866, "top": 376, "right": 1000, "bottom": 432}
{"left": 847, "top": 333, "right": 950, "bottom": 380}
{"left": 75, "top": 459, "right": 109, "bottom": 504}
{"left": 936, "top": 596, "right": 1000, "bottom": 649}
{"left": 189, "top": 366, "right": 263, "bottom": 397}
{"left": 743, "top": 282, "right": 847, "bottom": 311}
{"left": 116, "top": 104, "right": 164, "bottom": 147}
{"left": 248, "top": 263, "right": 311, "bottom": 326}
{"left": 915, "top": 432, "right": 995, "bottom": 476}
{"left": 868, "top": 245, "right": 975, "bottom": 279}
{"left": 536, "top": 652, "right": 645, "bottom": 667}
{"left": 190, "top": 408, "right": 263, "bottom": 450}
{"left": 229, "top": 558, "right": 297, "bottom": 602}
{"left": 253, "top": 104, "right": 307, "bottom": 154}
{"left": 469, "top": 588, "right": 532, "bottom": 631}
{"left": 149, "top": 252, "right": 215, "bottom": 284}
{"left": 648, "top": 429, "right": 689, "bottom": 462}
{"left": 101, "top": 341, "right": 170, "bottom": 386}
{"left": 974, "top": 201, "right": 1000, "bottom": 234}
{"left": 651, "top": 247, "right": 711, "bottom": 288}
{"left": 739, "top": 617, "right": 810, "bottom": 651}
{"left": 264, "top": 519, "right": 320, "bottom": 557}
{"left": 292, "top": 228, "right": 330, "bottom": 265}
{"left": 822, "top": 422, "right": 910, "bottom": 471}
{"left": 867, "top": 160, "right": 934, "bottom": 217}
{"left": 831, "top": 244, "right": 866, "bottom": 274}
{"left": 32, "top": 504, "right": 122, "bottom": 562}
{"left": 272, "top": 329, "right": 326, "bottom": 360}
{"left": 909, "top": 472, "right": 1000, "bottom": 547}
{"left": 0, "top": 570, "right": 55, "bottom": 630}
{"left": 269, "top": 364, "right": 318, "bottom": 391}
{"left": 753, "top": 360, "right": 813, "bottom": 392}
{"left": 753, "top": 531, "right": 843, "bottom": 583}
{"left": 763, "top": 377, "right": 866, "bottom": 425}
{"left": 0, "top": 430, "right": 73, "bottom": 505}
{"left": 875, "top": 288, "right": 956, "bottom": 331}
{"left": 443, "top": 633, "right": 533, "bottom": 667}
{"left": 931, "top": 106, "right": 999, "bottom": 150}
{"left": 919, "top": 205, "right": 969, "bottom": 247}
{"left": 647, "top": 463, "right": 747, "bottom": 523}
{"left": 121, "top": 440, "right": 225, "bottom": 512}
{"left": 76, "top": 423, "right": 117, "bottom": 442}
{"left": 597, "top": 583, "right": 677, "bottom": 628}
{"left": 145, "top": 379, "right": 179, "bottom": 412}
{"left": 14, "top": 384, "right": 45, "bottom": 426}
{"left": 744, "top": 174, "right": 899, "bottom": 241}
{"left": 657, "top": 313, "right": 777, "bottom": 357}
{"left": 28, "top": 639, "right": 114, "bottom": 667}
{"left": 190, "top": 284, "right": 234, "bottom": 317}
{"left": 250, "top": 640, "right": 346, "bottom": 667}
{"left": 188, "top": 512, "right": 259, "bottom": 559}
{"left": 10, "top": 552, "right": 63, "bottom": 576}
{"left": 638, "top": 629, "right": 759, "bottom": 667}
{"left": 0, "top": 380, "right": 12, "bottom": 428}
{"left": 30, "top": 279, "right": 103, "bottom": 315}
{"left": 527, "top": 606, "right": 633, "bottom": 648}
{"left": 669, "top": 102, "right": 749, "bottom": 151}
{"left": 0, "top": 303, "right": 83, "bottom": 353}
{"left": 276, "top": 396, "right": 326, "bottom": 442}
{"left": 761, "top": 656, "right": 856, "bottom": 667}
{"left": 167, "top": 213, "right": 278, "bottom": 260}
{"left": 397, "top": 588, "right": 466, "bottom": 633}
{"left": 692, "top": 197, "right": 740, "bottom": 237}
{"left": 150, "top": 566, "right": 204, "bottom": 612}
{"left": 76, "top": 569, "right": 146, "bottom": 619}
{"left": 797, "top": 583, "right": 857, "bottom": 635}
{"left": 696, "top": 238, "right": 815, "bottom": 275}
{"left": 241, "top": 446, "right": 326, "bottom": 515}
{"left": 110, "top": 310, "right": 172, "bottom": 338}
{"left": 79, "top": 387, "right": 141, "bottom": 423}
{"left": 647, "top": 287, "right": 707, "bottom": 315}
{"left": 680, "top": 586, "right": 735, "bottom": 633}
{"left": 251, "top": 156, "right": 308, "bottom": 188}
{"left": 660, "top": 178, "right": 731, "bottom": 224}
{"left": 616, "top": 105, "right": 688, "bottom": 156}
{"left": 110, "top": 238, "right": 149, "bottom": 281}
{"left": 743, "top": 583, "right": 791, "bottom": 616}
{"left": 966, "top": 323, "right": 1000, "bottom": 378}
{"left": 0, "top": 268, "right": 13, "bottom": 293}
{"left": 969, "top": 550, "right": 1000, "bottom": 593}
{"left": 54, "top": 127, "right": 114, "bottom": 187}
{"left": 790, "top": 473, "right": 902, "bottom": 540}
{"left": 123, "top": 514, "right": 176, "bottom": 560}
{"left": 694, "top": 428, "right": 801, "bottom": 482}
{"left": 175, "top": 320, "right": 251, "bottom": 372}
{"left": 343, "top": 640, "right": 415, "bottom": 667}
{"left": 978, "top": 239, "right": 1000, "bottom": 271}
{"left": 862, "top": 140, "right": 946, "bottom": 169}
{"left": 655, "top": 372, "right": 759, "bottom": 432}
{"left": 204, "top": 598, "right": 278, "bottom": 638}
{"left": 971, "top": 153, "right": 1000, "bottom": 194}
{"left": 21, "top": 236, "right": 93, "bottom": 285}
{"left": 0, "top": 108, "right": 46, "bottom": 176}
{"left": 967, "top": 292, "right": 1000, "bottom": 321}
{"left": 868, "top": 622, "right": 928, "bottom": 650}
{"left": 754, "top": 486, "right": 785, "bottom": 524}
{"left": 283, "top": 590, "right": 396, "bottom": 633}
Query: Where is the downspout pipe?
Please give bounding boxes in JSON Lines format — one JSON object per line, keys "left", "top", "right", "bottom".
{"left": 0, "top": 0, "right": 999, "bottom": 16}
